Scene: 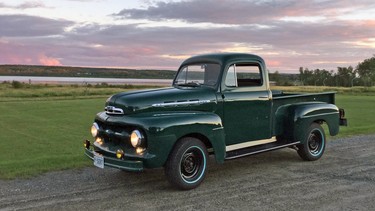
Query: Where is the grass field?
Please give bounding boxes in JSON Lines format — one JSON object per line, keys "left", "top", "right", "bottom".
{"left": 0, "top": 98, "right": 106, "bottom": 179}
{"left": 335, "top": 95, "right": 375, "bottom": 137}
{"left": 0, "top": 84, "right": 374, "bottom": 179}
{"left": 0, "top": 82, "right": 159, "bottom": 101}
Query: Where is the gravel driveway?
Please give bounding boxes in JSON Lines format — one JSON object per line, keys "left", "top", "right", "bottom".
{"left": 1, "top": 134, "right": 374, "bottom": 210}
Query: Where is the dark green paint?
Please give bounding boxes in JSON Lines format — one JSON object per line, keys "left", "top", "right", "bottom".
{"left": 222, "top": 89, "right": 272, "bottom": 144}
{"left": 84, "top": 53, "right": 346, "bottom": 171}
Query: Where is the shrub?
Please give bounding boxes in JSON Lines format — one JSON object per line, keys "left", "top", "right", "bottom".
{"left": 11, "top": 81, "right": 23, "bottom": 89}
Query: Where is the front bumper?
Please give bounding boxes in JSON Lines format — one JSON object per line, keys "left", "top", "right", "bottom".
{"left": 84, "top": 141, "right": 144, "bottom": 172}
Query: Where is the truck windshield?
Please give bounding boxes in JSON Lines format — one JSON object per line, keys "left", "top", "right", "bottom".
{"left": 174, "top": 63, "right": 220, "bottom": 88}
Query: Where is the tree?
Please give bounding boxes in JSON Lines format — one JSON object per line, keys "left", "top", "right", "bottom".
{"left": 357, "top": 55, "right": 375, "bottom": 87}
{"left": 299, "top": 67, "right": 315, "bottom": 85}
{"left": 271, "top": 70, "right": 281, "bottom": 83}
{"left": 335, "top": 66, "right": 355, "bottom": 87}
{"left": 269, "top": 71, "right": 293, "bottom": 86}
{"left": 299, "top": 67, "right": 333, "bottom": 86}
{"left": 320, "top": 69, "right": 333, "bottom": 86}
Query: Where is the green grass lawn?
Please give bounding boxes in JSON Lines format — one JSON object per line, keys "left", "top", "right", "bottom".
{"left": 335, "top": 95, "right": 375, "bottom": 137}
{"left": 0, "top": 84, "right": 374, "bottom": 179}
{"left": 0, "top": 98, "right": 105, "bottom": 179}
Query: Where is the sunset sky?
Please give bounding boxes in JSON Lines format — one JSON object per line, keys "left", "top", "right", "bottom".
{"left": 1, "top": 0, "right": 375, "bottom": 72}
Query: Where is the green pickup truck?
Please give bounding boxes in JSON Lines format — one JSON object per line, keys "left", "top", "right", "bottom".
{"left": 84, "top": 53, "right": 347, "bottom": 190}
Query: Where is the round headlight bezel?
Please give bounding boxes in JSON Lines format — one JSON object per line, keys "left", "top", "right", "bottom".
{"left": 130, "top": 130, "right": 144, "bottom": 148}
{"left": 91, "top": 122, "right": 99, "bottom": 137}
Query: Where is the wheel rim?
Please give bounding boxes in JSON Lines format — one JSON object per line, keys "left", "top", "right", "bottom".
{"left": 308, "top": 129, "right": 324, "bottom": 156}
{"left": 180, "top": 147, "right": 205, "bottom": 183}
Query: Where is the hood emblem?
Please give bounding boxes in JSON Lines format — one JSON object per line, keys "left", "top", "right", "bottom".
{"left": 105, "top": 106, "right": 124, "bottom": 115}
{"left": 152, "top": 100, "right": 210, "bottom": 107}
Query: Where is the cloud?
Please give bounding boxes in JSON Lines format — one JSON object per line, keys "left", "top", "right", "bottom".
{"left": 0, "top": 15, "right": 74, "bottom": 37}
{"left": 0, "top": 1, "right": 47, "bottom": 10}
{"left": 0, "top": 40, "right": 63, "bottom": 66}
{"left": 115, "top": 0, "right": 281, "bottom": 24}
{"left": 115, "top": 0, "right": 375, "bottom": 24}
{"left": 4, "top": 15, "right": 372, "bottom": 70}
{"left": 17, "top": 1, "right": 47, "bottom": 9}
{"left": 60, "top": 17, "right": 374, "bottom": 70}
{"left": 38, "top": 54, "right": 62, "bottom": 66}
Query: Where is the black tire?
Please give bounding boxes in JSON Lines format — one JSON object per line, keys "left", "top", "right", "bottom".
{"left": 297, "top": 123, "right": 326, "bottom": 161}
{"left": 165, "top": 137, "right": 208, "bottom": 190}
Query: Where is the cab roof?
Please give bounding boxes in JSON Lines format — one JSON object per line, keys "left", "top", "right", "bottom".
{"left": 180, "top": 53, "right": 265, "bottom": 67}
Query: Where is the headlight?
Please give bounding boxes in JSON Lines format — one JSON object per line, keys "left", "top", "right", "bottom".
{"left": 91, "top": 123, "right": 99, "bottom": 137}
{"left": 130, "top": 130, "right": 144, "bottom": 148}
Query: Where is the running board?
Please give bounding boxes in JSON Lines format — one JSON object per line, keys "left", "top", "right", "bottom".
{"left": 225, "top": 141, "right": 300, "bottom": 160}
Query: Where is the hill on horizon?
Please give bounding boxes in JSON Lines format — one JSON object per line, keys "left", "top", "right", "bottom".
{"left": 0, "top": 65, "right": 177, "bottom": 79}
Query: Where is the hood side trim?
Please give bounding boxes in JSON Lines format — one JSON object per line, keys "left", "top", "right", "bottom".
{"left": 152, "top": 100, "right": 211, "bottom": 107}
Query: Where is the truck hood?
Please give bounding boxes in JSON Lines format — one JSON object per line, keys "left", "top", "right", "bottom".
{"left": 105, "top": 86, "right": 218, "bottom": 115}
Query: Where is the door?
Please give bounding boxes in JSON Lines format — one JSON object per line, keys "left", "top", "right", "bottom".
{"left": 222, "top": 63, "right": 272, "bottom": 145}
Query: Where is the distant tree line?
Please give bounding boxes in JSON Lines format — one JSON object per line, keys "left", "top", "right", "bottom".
{"left": 299, "top": 55, "right": 375, "bottom": 87}
{"left": 269, "top": 71, "right": 298, "bottom": 86}
{"left": 0, "top": 65, "right": 176, "bottom": 79}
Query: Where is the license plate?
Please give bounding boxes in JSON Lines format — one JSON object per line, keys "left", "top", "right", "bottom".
{"left": 93, "top": 152, "right": 104, "bottom": 169}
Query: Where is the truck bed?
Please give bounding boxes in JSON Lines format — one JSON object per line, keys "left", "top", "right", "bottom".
{"left": 272, "top": 90, "right": 336, "bottom": 105}
{"left": 270, "top": 90, "right": 337, "bottom": 137}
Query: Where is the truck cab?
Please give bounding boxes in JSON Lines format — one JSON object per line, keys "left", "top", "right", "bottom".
{"left": 84, "top": 53, "right": 347, "bottom": 190}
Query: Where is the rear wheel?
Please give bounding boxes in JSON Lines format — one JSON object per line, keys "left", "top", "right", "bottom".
{"left": 297, "top": 123, "right": 326, "bottom": 161}
{"left": 165, "top": 137, "right": 208, "bottom": 190}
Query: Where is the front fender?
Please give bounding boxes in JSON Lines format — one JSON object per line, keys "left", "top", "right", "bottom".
{"left": 127, "top": 111, "right": 226, "bottom": 166}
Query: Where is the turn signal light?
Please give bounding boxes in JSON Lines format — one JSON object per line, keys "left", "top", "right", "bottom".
{"left": 95, "top": 137, "right": 104, "bottom": 146}
{"left": 136, "top": 147, "right": 145, "bottom": 154}
{"left": 116, "top": 149, "right": 124, "bottom": 159}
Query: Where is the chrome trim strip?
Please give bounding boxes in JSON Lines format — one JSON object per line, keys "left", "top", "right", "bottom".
{"left": 152, "top": 100, "right": 211, "bottom": 107}
{"left": 300, "top": 111, "right": 339, "bottom": 119}
{"left": 226, "top": 141, "right": 300, "bottom": 160}
{"left": 152, "top": 112, "right": 198, "bottom": 117}
{"left": 104, "top": 162, "right": 143, "bottom": 171}
{"left": 226, "top": 137, "right": 277, "bottom": 152}
{"left": 105, "top": 106, "right": 124, "bottom": 115}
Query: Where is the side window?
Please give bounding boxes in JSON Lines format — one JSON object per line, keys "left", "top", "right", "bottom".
{"left": 225, "top": 63, "right": 263, "bottom": 87}
{"left": 225, "top": 65, "right": 237, "bottom": 87}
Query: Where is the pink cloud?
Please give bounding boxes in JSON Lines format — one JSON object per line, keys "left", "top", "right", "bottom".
{"left": 267, "top": 60, "right": 282, "bottom": 68}
{"left": 38, "top": 54, "right": 62, "bottom": 66}
{"left": 1, "top": 41, "right": 24, "bottom": 64}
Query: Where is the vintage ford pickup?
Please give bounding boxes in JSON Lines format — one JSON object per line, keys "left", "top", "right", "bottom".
{"left": 84, "top": 53, "right": 347, "bottom": 190}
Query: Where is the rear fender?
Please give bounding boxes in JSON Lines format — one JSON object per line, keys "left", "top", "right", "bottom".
{"left": 276, "top": 103, "right": 340, "bottom": 143}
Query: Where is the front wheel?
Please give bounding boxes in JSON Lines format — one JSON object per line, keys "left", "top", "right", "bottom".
{"left": 165, "top": 137, "right": 208, "bottom": 190}
{"left": 297, "top": 123, "right": 326, "bottom": 161}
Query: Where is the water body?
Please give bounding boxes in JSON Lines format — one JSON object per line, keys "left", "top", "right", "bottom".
{"left": 0, "top": 76, "right": 173, "bottom": 86}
